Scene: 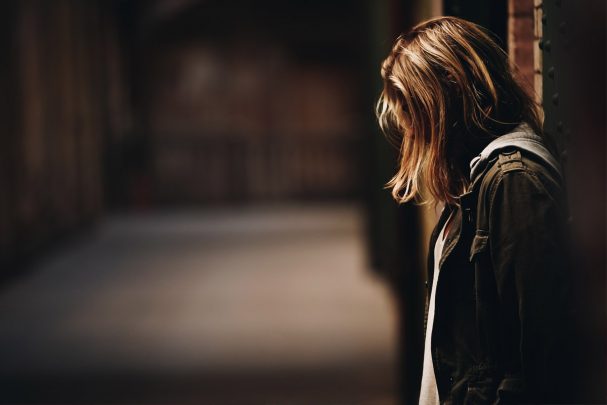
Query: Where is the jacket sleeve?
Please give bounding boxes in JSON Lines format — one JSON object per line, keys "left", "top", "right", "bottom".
{"left": 487, "top": 168, "right": 571, "bottom": 403}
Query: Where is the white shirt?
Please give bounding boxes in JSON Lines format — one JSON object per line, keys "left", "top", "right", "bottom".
{"left": 419, "top": 211, "right": 452, "bottom": 405}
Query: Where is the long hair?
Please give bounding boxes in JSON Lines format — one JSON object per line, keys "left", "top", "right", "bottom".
{"left": 376, "top": 16, "right": 549, "bottom": 206}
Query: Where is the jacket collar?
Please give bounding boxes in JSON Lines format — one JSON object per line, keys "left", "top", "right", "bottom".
{"left": 468, "top": 122, "right": 562, "bottom": 186}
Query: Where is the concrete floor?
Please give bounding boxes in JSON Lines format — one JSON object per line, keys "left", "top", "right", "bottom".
{"left": 0, "top": 204, "right": 398, "bottom": 404}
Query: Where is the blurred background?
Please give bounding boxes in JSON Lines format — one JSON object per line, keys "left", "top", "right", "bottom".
{"left": 0, "top": 0, "right": 604, "bottom": 404}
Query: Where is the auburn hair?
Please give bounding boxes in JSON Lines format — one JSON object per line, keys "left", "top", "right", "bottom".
{"left": 376, "top": 16, "right": 549, "bottom": 206}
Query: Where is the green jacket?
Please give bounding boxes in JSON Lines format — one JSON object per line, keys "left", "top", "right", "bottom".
{"left": 424, "top": 123, "right": 578, "bottom": 404}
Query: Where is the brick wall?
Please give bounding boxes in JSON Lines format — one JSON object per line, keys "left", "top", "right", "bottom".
{"left": 508, "top": 0, "right": 542, "bottom": 101}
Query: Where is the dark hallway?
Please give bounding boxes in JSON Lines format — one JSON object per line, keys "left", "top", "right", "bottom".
{"left": 0, "top": 1, "right": 403, "bottom": 403}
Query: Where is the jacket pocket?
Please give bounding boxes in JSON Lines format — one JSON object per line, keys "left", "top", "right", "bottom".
{"left": 469, "top": 230, "right": 489, "bottom": 262}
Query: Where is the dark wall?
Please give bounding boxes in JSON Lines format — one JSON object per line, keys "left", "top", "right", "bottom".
{"left": 542, "top": 0, "right": 607, "bottom": 401}
{"left": 0, "top": 3, "right": 20, "bottom": 272}
{"left": 0, "top": 0, "right": 114, "bottom": 271}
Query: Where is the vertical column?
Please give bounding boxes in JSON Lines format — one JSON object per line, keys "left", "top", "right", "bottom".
{"left": 540, "top": 0, "right": 607, "bottom": 402}
{"left": 532, "top": 0, "right": 543, "bottom": 103}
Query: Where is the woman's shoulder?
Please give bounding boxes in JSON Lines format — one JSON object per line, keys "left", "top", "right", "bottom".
{"left": 474, "top": 148, "right": 567, "bottom": 222}
{"left": 470, "top": 122, "right": 564, "bottom": 196}
{"left": 480, "top": 147, "right": 564, "bottom": 195}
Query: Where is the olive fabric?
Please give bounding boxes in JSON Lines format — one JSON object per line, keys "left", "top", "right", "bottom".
{"left": 423, "top": 123, "right": 578, "bottom": 404}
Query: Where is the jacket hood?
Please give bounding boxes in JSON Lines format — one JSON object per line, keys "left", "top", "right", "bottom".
{"left": 468, "top": 122, "right": 563, "bottom": 185}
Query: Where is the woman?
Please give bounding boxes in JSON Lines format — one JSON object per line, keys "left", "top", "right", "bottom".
{"left": 376, "top": 17, "right": 576, "bottom": 404}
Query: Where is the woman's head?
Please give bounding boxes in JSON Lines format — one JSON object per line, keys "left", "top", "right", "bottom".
{"left": 376, "top": 16, "right": 544, "bottom": 205}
